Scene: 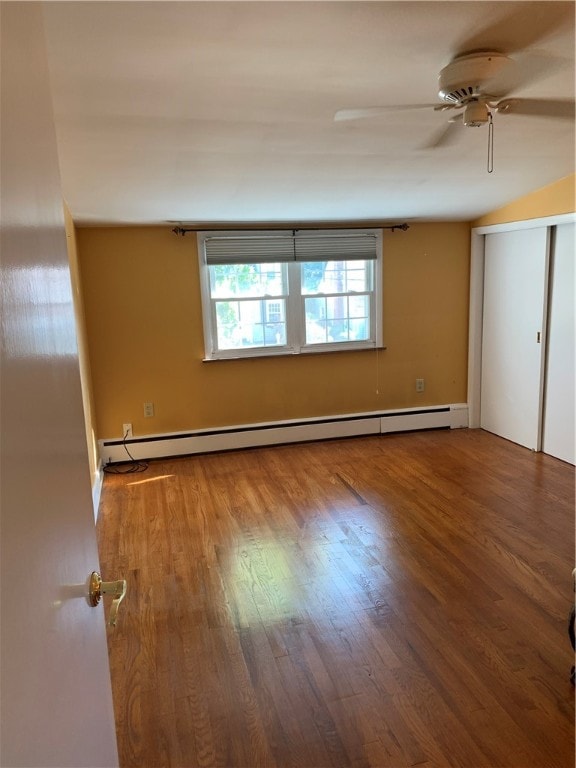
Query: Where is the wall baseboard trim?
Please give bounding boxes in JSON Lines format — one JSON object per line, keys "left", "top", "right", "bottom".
{"left": 100, "top": 404, "right": 468, "bottom": 464}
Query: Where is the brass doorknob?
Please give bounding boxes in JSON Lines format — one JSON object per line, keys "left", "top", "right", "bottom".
{"left": 89, "top": 572, "right": 127, "bottom": 626}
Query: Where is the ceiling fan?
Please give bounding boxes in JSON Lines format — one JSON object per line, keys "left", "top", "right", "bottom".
{"left": 334, "top": 50, "right": 575, "bottom": 151}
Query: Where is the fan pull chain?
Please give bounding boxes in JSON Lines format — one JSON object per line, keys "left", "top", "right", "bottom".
{"left": 487, "top": 112, "right": 494, "bottom": 173}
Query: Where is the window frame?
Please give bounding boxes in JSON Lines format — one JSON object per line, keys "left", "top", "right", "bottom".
{"left": 197, "top": 229, "right": 383, "bottom": 360}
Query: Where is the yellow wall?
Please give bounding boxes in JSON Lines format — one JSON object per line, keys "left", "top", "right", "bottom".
{"left": 78, "top": 223, "right": 470, "bottom": 439}
{"left": 64, "top": 205, "right": 100, "bottom": 487}
{"left": 473, "top": 173, "right": 576, "bottom": 227}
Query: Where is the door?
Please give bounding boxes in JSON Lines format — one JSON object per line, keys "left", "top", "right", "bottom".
{"left": 542, "top": 223, "right": 575, "bottom": 464}
{"left": 480, "top": 228, "right": 549, "bottom": 450}
{"left": 0, "top": 5, "right": 118, "bottom": 766}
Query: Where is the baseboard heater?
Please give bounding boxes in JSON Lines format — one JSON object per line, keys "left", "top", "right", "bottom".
{"left": 100, "top": 404, "right": 468, "bottom": 464}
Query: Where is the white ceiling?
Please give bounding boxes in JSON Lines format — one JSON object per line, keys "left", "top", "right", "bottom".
{"left": 43, "top": 1, "right": 575, "bottom": 226}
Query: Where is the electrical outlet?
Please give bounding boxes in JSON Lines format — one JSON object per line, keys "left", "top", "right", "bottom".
{"left": 143, "top": 402, "right": 154, "bottom": 418}
{"left": 415, "top": 378, "right": 425, "bottom": 393}
{"left": 122, "top": 423, "right": 133, "bottom": 439}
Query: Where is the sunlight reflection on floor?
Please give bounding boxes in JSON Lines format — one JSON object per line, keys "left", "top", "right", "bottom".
{"left": 127, "top": 474, "right": 175, "bottom": 486}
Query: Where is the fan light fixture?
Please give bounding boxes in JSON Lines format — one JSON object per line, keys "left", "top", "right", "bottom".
{"left": 462, "top": 101, "right": 490, "bottom": 127}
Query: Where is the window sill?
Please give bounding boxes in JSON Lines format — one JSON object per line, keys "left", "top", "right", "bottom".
{"left": 202, "top": 344, "right": 387, "bottom": 362}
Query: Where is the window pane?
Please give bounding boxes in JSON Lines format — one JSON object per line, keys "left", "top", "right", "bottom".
{"left": 238, "top": 300, "right": 265, "bottom": 349}
{"left": 265, "top": 299, "right": 284, "bottom": 323}
{"left": 322, "top": 262, "right": 349, "bottom": 295}
{"left": 301, "top": 263, "right": 327, "bottom": 294}
{"left": 210, "top": 263, "right": 285, "bottom": 299}
{"left": 305, "top": 317, "right": 328, "bottom": 344}
{"left": 304, "top": 293, "right": 370, "bottom": 344}
{"left": 215, "top": 301, "right": 240, "bottom": 349}
{"left": 301, "top": 260, "right": 371, "bottom": 295}
{"left": 265, "top": 323, "right": 286, "bottom": 346}
{"left": 326, "top": 296, "right": 347, "bottom": 320}
{"left": 346, "top": 263, "right": 371, "bottom": 292}
{"left": 350, "top": 317, "right": 369, "bottom": 340}
{"left": 260, "top": 265, "right": 285, "bottom": 296}
{"left": 349, "top": 295, "right": 369, "bottom": 340}
{"left": 349, "top": 294, "right": 368, "bottom": 319}
{"left": 304, "top": 297, "right": 328, "bottom": 344}
{"left": 327, "top": 318, "right": 349, "bottom": 341}
{"left": 215, "top": 298, "right": 286, "bottom": 350}
{"left": 305, "top": 296, "right": 326, "bottom": 319}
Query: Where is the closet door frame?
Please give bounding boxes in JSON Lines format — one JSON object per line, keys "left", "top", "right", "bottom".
{"left": 468, "top": 212, "right": 576, "bottom": 431}
{"left": 542, "top": 223, "right": 575, "bottom": 463}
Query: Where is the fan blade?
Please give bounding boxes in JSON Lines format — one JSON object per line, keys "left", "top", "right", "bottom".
{"left": 496, "top": 98, "right": 575, "bottom": 119}
{"left": 421, "top": 116, "right": 463, "bottom": 150}
{"left": 334, "top": 104, "right": 441, "bottom": 122}
{"left": 454, "top": 2, "right": 574, "bottom": 57}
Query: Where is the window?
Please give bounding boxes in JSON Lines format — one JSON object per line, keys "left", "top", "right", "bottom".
{"left": 197, "top": 229, "right": 383, "bottom": 360}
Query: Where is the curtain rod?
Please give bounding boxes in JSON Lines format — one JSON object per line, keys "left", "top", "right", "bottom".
{"left": 172, "top": 223, "right": 409, "bottom": 236}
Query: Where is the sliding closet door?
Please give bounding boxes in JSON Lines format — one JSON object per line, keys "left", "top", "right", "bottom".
{"left": 481, "top": 228, "right": 549, "bottom": 450}
{"left": 542, "top": 223, "right": 575, "bottom": 464}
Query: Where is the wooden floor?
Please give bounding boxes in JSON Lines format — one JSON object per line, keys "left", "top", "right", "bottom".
{"left": 97, "top": 429, "right": 575, "bottom": 768}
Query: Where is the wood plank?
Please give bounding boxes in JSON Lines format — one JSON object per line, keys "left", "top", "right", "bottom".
{"left": 97, "top": 429, "right": 575, "bottom": 767}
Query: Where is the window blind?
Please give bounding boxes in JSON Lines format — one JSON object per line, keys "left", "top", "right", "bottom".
{"left": 294, "top": 233, "right": 377, "bottom": 262}
{"left": 204, "top": 234, "right": 294, "bottom": 265}
{"left": 203, "top": 230, "right": 379, "bottom": 265}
